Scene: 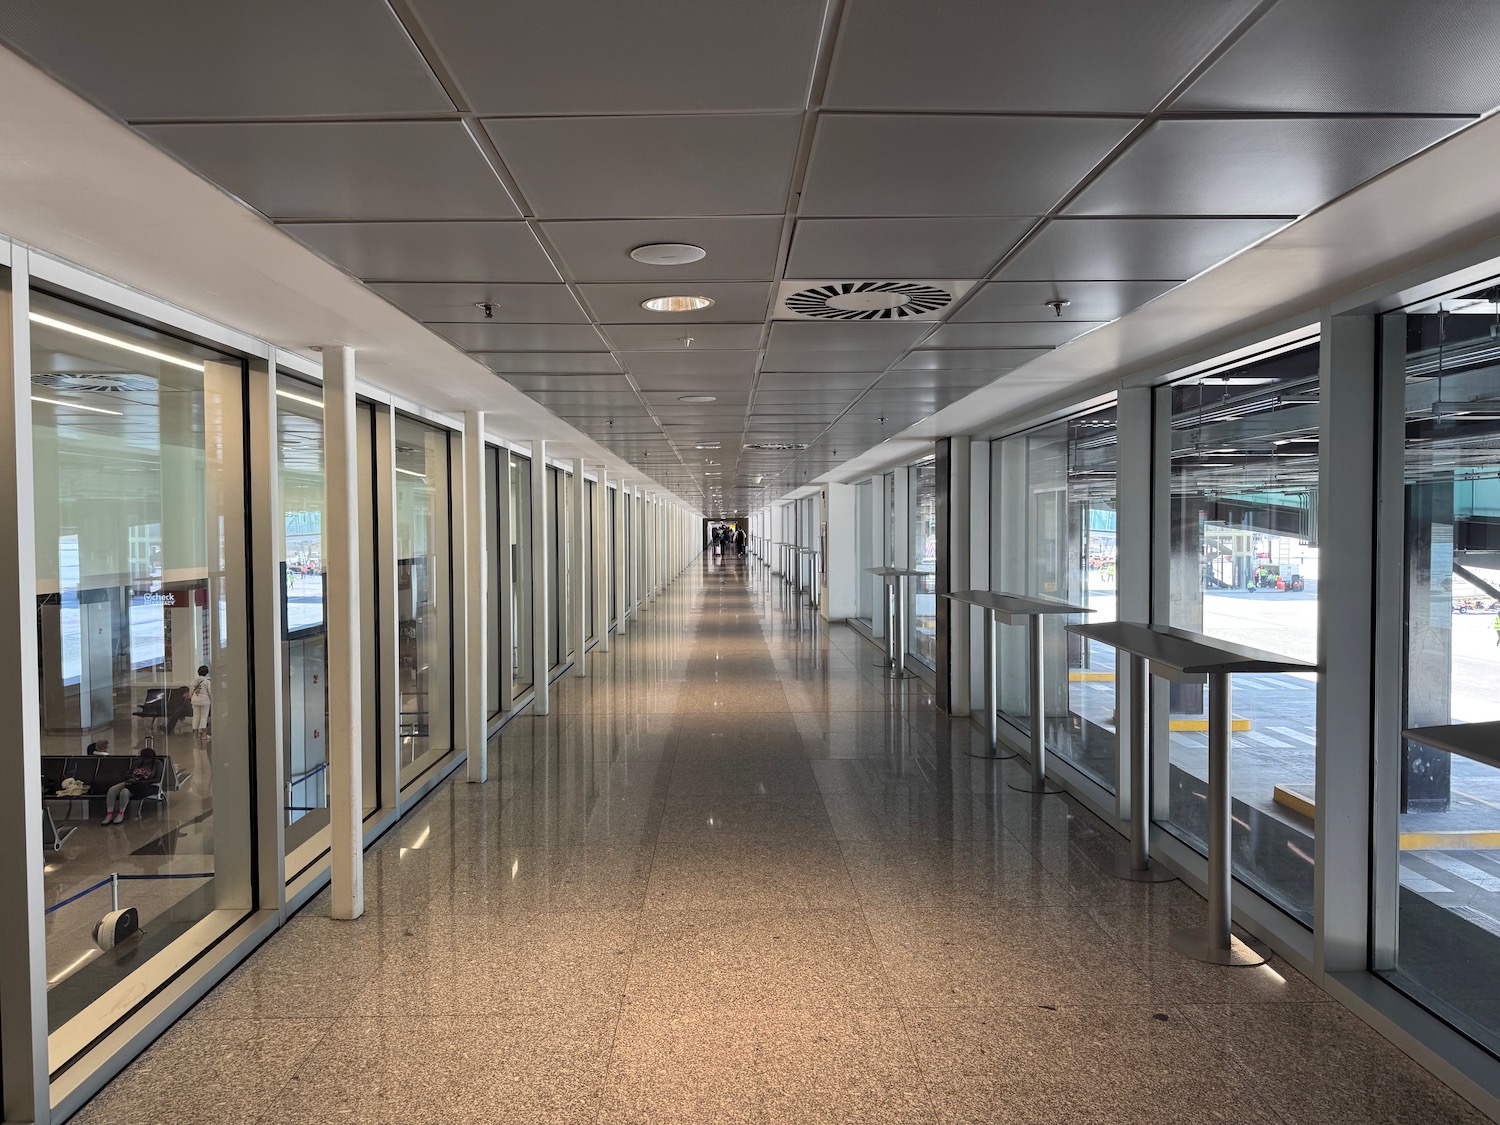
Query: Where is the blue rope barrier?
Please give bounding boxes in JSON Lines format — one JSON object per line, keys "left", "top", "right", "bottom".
{"left": 45, "top": 871, "right": 213, "bottom": 914}
{"left": 46, "top": 877, "right": 113, "bottom": 914}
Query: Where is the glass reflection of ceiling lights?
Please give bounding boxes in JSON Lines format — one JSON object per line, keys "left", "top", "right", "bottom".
{"left": 1404, "top": 279, "right": 1500, "bottom": 471}
{"left": 1168, "top": 340, "right": 1321, "bottom": 493}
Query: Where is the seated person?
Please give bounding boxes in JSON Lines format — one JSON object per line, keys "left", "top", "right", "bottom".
{"left": 100, "top": 748, "right": 160, "bottom": 825}
{"left": 84, "top": 739, "right": 110, "bottom": 755}
{"left": 164, "top": 686, "right": 193, "bottom": 735}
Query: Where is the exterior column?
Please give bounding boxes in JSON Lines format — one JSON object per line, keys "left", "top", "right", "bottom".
{"left": 531, "top": 441, "right": 550, "bottom": 714}
{"left": 463, "top": 411, "right": 487, "bottom": 782}
{"left": 597, "top": 469, "right": 611, "bottom": 651}
{"left": 0, "top": 250, "right": 47, "bottom": 1125}
{"left": 570, "top": 458, "right": 587, "bottom": 675}
{"left": 1116, "top": 387, "right": 1154, "bottom": 818}
{"left": 948, "top": 436, "right": 972, "bottom": 715}
{"left": 1316, "top": 312, "right": 1379, "bottom": 974}
{"left": 323, "top": 345, "right": 364, "bottom": 921}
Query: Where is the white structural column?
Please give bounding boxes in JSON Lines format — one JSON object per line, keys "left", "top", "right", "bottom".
{"left": 824, "top": 482, "right": 857, "bottom": 622}
{"left": 597, "top": 470, "right": 611, "bottom": 652}
{"left": 323, "top": 345, "right": 364, "bottom": 921}
{"left": 531, "top": 441, "right": 550, "bottom": 714}
{"left": 642, "top": 493, "right": 653, "bottom": 607}
{"left": 570, "top": 458, "right": 587, "bottom": 675}
{"left": 495, "top": 446, "right": 514, "bottom": 712}
{"left": 0, "top": 250, "right": 47, "bottom": 1125}
{"left": 463, "top": 412, "right": 488, "bottom": 782}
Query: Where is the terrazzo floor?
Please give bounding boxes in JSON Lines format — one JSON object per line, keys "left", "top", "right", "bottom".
{"left": 71, "top": 554, "right": 1490, "bottom": 1123}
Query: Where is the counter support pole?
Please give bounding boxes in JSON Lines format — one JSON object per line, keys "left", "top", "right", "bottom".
{"left": 1009, "top": 614, "right": 1062, "bottom": 793}
{"left": 1106, "top": 652, "right": 1175, "bottom": 880}
{"left": 1170, "top": 671, "right": 1266, "bottom": 965}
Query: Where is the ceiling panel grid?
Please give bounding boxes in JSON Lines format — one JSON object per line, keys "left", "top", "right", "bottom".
{"left": 1, "top": 0, "right": 1497, "bottom": 507}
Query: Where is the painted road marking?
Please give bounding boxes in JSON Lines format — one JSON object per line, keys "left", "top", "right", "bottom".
{"left": 1422, "top": 852, "right": 1500, "bottom": 893}
{"left": 1399, "top": 867, "right": 1452, "bottom": 895}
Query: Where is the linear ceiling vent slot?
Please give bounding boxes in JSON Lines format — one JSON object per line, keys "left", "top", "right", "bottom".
{"left": 743, "top": 442, "right": 807, "bottom": 451}
{"left": 776, "top": 280, "right": 973, "bottom": 321}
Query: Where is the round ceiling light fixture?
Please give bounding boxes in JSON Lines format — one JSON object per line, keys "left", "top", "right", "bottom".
{"left": 630, "top": 243, "right": 707, "bottom": 266}
{"left": 641, "top": 295, "right": 714, "bottom": 313}
{"left": 678, "top": 394, "right": 717, "bottom": 403}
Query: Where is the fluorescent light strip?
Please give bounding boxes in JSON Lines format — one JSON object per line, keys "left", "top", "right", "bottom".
{"left": 31, "top": 395, "right": 122, "bottom": 417}
{"left": 29, "top": 312, "right": 205, "bottom": 372}
{"left": 395, "top": 467, "right": 427, "bottom": 480}
{"left": 276, "top": 388, "right": 324, "bottom": 409}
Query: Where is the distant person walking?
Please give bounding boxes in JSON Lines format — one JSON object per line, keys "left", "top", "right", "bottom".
{"left": 190, "top": 665, "right": 212, "bottom": 739}
{"left": 1493, "top": 614, "right": 1500, "bottom": 647}
{"left": 735, "top": 526, "right": 747, "bottom": 557}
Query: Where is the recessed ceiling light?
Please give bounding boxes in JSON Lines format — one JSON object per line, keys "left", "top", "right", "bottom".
{"left": 641, "top": 295, "right": 714, "bottom": 313}
{"left": 630, "top": 243, "right": 707, "bottom": 266}
{"left": 678, "top": 394, "right": 717, "bottom": 403}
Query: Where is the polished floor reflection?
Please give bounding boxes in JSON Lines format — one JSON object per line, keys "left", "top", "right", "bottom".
{"left": 72, "top": 555, "right": 1485, "bottom": 1123}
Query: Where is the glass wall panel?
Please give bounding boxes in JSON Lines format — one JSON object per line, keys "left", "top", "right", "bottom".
{"left": 276, "top": 376, "right": 329, "bottom": 848}
{"left": 586, "top": 478, "right": 597, "bottom": 640}
{"left": 547, "top": 466, "right": 562, "bottom": 667}
{"left": 510, "top": 453, "right": 534, "bottom": 692}
{"left": 1163, "top": 341, "right": 1321, "bottom": 925}
{"left": 485, "top": 445, "right": 501, "bottom": 718}
{"left": 356, "top": 402, "right": 379, "bottom": 816}
{"left": 1382, "top": 278, "right": 1500, "bottom": 1055}
{"left": 608, "top": 486, "right": 617, "bottom": 627}
{"left": 858, "top": 480, "right": 876, "bottom": 630}
{"left": 393, "top": 414, "right": 453, "bottom": 782}
{"left": 988, "top": 404, "right": 1118, "bottom": 789}
{"left": 31, "top": 290, "right": 252, "bottom": 1040}
{"left": 909, "top": 459, "right": 938, "bottom": 668}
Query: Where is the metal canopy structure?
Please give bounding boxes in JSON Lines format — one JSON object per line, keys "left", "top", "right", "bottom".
{"left": 1, "top": 0, "right": 1496, "bottom": 517}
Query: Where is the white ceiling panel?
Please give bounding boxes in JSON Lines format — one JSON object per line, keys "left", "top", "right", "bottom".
{"left": 502, "top": 374, "right": 634, "bottom": 394}
{"left": 407, "top": 0, "right": 822, "bottom": 115}
{"left": 767, "top": 321, "right": 932, "bottom": 352}
{"left": 761, "top": 350, "right": 898, "bottom": 373}
{"left": 1067, "top": 118, "right": 1465, "bottom": 217}
{"left": 878, "top": 370, "right": 992, "bottom": 391}
{"left": 0, "top": 1, "right": 454, "bottom": 118}
{"left": 140, "top": 122, "right": 519, "bottom": 221}
{"left": 485, "top": 115, "right": 801, "bottom": 218}
{"left": 621, "top": 351, "right": 759, "bottom": 377}
{"left": 369, "top": 282, "right": 588, "bottom": 323}
{"left": 289, "top": 222, "right": 560, "bottom": 282}
{"left": 786, "top": 217, "right": 1036, "bottom": 278}
{"left": 754, "top": 390, "right": 864, "bottom": 406}
{"left": 578, "top": 283, "right": 772, "bottom": 323}
{"left": 953, "top": 280, "right": 1178, "bottom": 323}
{"left": 476, "top": 352, "right": 622, "bottom": 374}
{"left": 896, "top": 349, "right": 1048, "bottom": 372}
{"left": 540, "top": 216, "right": 783, "bottom": 282}
{"left": 1178, "top": 0, "right": 1500, "bottom": 114}
{"left": 602, "top": 324, "right": 764, "bottom": 351}
{"left": 824, "top": 0, "right": 1262, "bottom": 113}
{"left": 429, "top": 323, "right": 607, "bottom": 351}
{"left": 800, "top": 115, "right": 1134, "bottom": 217}
{"left": 757, "top": 372, "right": 874, "bottom": 391}
{"left": 922, "top": 322, "right": 1104, "bottom": 349}
{"left": 631, "top": 371, "right": 755, "bottom": 393}
{"left": 994, "top": 218, "right": 1289, "bottom": 282}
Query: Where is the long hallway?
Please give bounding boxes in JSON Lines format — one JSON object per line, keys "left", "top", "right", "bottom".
{"left": 75, "top": 555, "right": 1482, "bottom": 1124}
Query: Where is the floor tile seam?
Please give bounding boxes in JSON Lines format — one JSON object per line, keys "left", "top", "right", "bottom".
{"left": 245, "top": 1012, "right": 345, "bottom": 1124}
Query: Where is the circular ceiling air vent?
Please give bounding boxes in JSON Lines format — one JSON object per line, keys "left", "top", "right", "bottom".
{"left": 31, "top": 373, "right": 157, "bottom": 392}
{"left": 784, "top": 281, "right": 952, "bottom": 321}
